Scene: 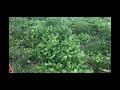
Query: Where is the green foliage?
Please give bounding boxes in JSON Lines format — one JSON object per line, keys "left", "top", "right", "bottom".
{"left": 9, "top": 17, "right": 111, "bottom": 73}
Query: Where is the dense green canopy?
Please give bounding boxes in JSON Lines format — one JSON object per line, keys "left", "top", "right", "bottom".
{"left": 9, "top": 17, "right": 111, "bottom": 73}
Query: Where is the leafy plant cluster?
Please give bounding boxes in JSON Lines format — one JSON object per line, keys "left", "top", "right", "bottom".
{"left": 9, "top": 17, "right": 111, "bottom": 73}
